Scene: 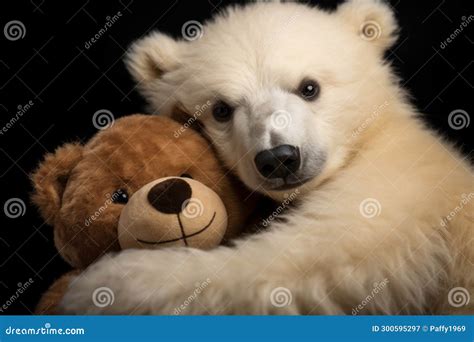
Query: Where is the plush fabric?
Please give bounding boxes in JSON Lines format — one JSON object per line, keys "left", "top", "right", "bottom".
{"left": 31, "top": 114, "right": 256, "bottom": 313}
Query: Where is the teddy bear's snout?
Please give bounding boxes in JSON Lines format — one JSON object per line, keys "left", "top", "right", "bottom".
{"left": 147, "top": 178, "right": 192, "bottom": 214}
{"left": 118, "top": 176, "right": 228, "bottom": 250}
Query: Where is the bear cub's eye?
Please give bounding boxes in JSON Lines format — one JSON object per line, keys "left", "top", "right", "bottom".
{"left": 112, "top": 188, "right": 129, "bottom": 204}
{"left": 298, "top": 79, "right": 320, "bottom": 101}
{"left": 212, "top": 100, "right": 234, "bottom": 122}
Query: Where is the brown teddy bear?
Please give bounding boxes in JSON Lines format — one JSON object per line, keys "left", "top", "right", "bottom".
{"left": 31, "top": 114, "right": 258, "bottom": 314}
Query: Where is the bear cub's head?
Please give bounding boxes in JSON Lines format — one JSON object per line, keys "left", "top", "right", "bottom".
{"left": 125, "top": 0, "right": 399, "bottom": 201}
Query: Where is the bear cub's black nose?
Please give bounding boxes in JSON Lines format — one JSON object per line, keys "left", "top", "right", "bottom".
{"left": 254, "top": 145, "right": 300, "bottom": 179}
{"left": 147, "top": 178, "right": 192, "bottom": 214}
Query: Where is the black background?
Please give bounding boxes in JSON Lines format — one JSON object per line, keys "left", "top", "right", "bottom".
{"left": 0, "top": 0, "right": 472, "bottom": 314}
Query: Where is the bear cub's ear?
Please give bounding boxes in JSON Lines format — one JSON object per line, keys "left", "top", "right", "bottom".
{"left": 30, "top": 143, "right": 83, "bottom": 225}
{"left": 125, "top": 32, "right": 186, "bottom": 85}
{"left": 336, "top": 0, "right": 398, "bottom": 52}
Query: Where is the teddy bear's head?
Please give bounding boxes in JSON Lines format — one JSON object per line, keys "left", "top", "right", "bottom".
{"left": 31, "top": 115, "right": 251, "bottom": 268}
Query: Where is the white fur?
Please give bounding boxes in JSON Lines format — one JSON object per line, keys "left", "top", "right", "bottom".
{"left": 61, "top": 0, "right": 473, "bottom": 314}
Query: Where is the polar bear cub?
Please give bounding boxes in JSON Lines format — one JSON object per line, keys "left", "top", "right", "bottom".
{"left": 62, "top": 0, "right": 473, "bottom": 314}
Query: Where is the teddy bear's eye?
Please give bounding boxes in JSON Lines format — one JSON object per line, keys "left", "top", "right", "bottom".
{"left": 298, "top": 79, "right": 320, "bottom": 101}
{"left": 212, "top": 100, "right": 234, "bottom": 122}
{"left": 112, "top": 188, "right": 129, "bottom": 204}
{"left": 180, "top": 173, "right": 193, "bottom": 179}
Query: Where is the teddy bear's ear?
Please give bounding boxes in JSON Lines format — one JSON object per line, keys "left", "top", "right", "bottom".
{"left": 336, "top": 0, "right": 398, "bottom": 53}
{"left": 30, "top": 143, "right": 83, "bottom": 225}
{"left": 125, "top": 32, "right": 186, "bottom": 84}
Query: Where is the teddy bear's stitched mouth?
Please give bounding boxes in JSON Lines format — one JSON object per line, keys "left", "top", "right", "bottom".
{"left": 136, "top": 212, "right": 216, "bottom": 246}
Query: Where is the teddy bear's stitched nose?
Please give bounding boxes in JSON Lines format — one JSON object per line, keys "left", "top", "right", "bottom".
{"left": 147, "top": 178, "right": 192, "bottom": 214}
